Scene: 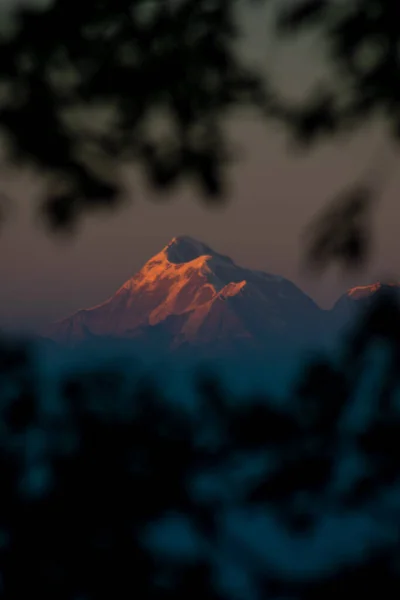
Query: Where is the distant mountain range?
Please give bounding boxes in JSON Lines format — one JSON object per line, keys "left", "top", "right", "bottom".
{"left": 43, "top": 236, "right": 400, "bottom": 357}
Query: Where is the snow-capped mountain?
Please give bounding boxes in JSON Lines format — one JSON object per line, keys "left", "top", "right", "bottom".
{"left": 45, "top": 236, "right": 326, "bottom": 354}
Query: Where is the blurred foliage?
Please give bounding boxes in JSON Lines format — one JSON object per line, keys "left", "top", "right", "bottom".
{"left": 0, "top": 289, "right": 400, "bottom": 597}
{"left": 276, "top": 0, "right": 400, "bottom": 139}
{"left": 0, "top": 0, "right": 398, "bottom": 267}
{"left": 273, "top": 0, "right": 400, "bottom": 269}
{"left": 0, "top": 0, "right": 264, "bottom": 229}
{"left": 302, "top": 184, "right": 373, "bottom": 272}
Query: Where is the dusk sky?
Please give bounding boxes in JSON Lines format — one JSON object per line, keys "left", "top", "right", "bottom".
{"left": 0, "top": 1, "right": 399, "bottom": 333}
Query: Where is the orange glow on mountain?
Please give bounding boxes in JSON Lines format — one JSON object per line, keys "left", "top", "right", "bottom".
{"left": 44, "top": 236, "right": 324, "bottom": 349}
{"left": 347, "top": 282, "right": 400, "bottom": 300}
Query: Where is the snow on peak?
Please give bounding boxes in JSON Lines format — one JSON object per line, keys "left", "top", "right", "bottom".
{"left": 161, "top": 236, "right": 232, "bottom": 265}
{"left": 117, "top": 236, "right": 230, "bottom": 297}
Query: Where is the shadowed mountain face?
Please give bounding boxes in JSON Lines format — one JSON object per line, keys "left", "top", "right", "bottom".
{"left": 44, "top": 236, "right": 327, "bottom": 355}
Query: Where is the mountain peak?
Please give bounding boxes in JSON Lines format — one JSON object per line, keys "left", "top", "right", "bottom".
{"left": 162, "top": 236, "right": 218, "bottom": 264}
{"left": 45, "top": 236, "right": 324, "bottom": 350}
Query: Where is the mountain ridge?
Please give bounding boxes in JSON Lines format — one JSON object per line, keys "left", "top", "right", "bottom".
{"left": 44, "top": 236, "right": 400, "bottom": 354}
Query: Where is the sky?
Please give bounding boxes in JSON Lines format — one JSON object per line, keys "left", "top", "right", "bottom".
{"left": 0, "top": 1, "right": 400, "bottom": 333}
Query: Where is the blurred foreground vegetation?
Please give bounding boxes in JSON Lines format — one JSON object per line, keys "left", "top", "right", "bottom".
{"left": 0, "top": 289, "right": 400, "bottom": 598}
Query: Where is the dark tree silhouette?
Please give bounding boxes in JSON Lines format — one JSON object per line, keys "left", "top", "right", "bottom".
{"left": 0, "top": 0, "right": 263, "bottom": 229}
{"left": 0, "top": 0, "right": 397, "bottom": 263}
{"left": 271, "top": 0, "right": 400, "bottom": 270}
{"left": 275, "top": 1, "right": 400, "bottom": 141}
{"left": 0, "top": 288, "right": 400, "bottom": 598}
